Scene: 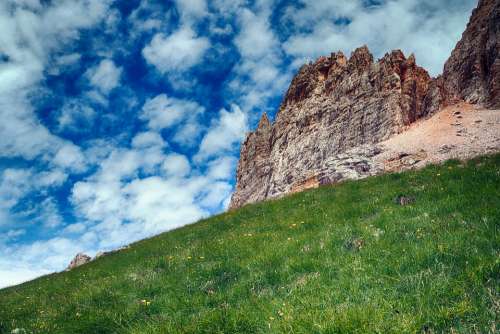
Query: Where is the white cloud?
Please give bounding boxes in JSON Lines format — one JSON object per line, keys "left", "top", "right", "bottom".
{"left": 207, "top": 156, "right": 237, "bottom": 180}
{"left": 0, "top": 168, "right": 66, "bottom": 207}
{"left": 140, "top": 94, "right": 204, "bottom": 130}
{"left": 229, "top": 5, "right": 291, "bottom": 112}
{"left": 282, "top": 0, "right": 476, "bottom": 76}
{"left": 142, "top": 27, "right": 210, "bottom": 73}
{"left": 162, "top": 153, "right": 191, "bottom": 177}
{"left": 0, "top": 266, "right": 51, "bottom": 289}
{"left": 0, "top": 169, "right": 34, "bottom": 214}
{"left": 86, "top": 59, "right": 122, "bottom": 94}
{"left": 235, "top": 8, "right": 278, "bottom": 60}
{"left": 0, "top": 168, "right": 66, "bottom": 229}
{"left": 0, "top": 0, "right": 113, "bottom": 160}
{"left": 47, "top": 52, "right": 81, "bottom": 75}
{"left": 139, "top": 94, "right": 205, "bottom": 147}
{"left": 132, "top": 131, "right": 167, "bottom": 149}
{"left": 5, "top": 229, "right": 26, "bottom": 240}
{"left": 199, "top": 181, "right": 232, "bottom": 208}
{"left": 0, "top": 235, "right": 98, "bottom": 288}
{"left": 52, "top": 143, "right": 87, "bottom": 173}
{"left": 68, "top": 133, "right": 237, "bottom": 254}
{"left": 62, "top": 223, "right": 87, "bottom": 234}
{"left": 70, "top": 152, "right": 209, "bottom": 249}
{"left": 175, "top": 0, "right": 208, "bottom": 21}
{"left": 37, "top": 169, "right": 68, "bottom": 189}
{"left": 172, "top": 112, "right": 205, "bottom": 147}
{"left": 36, "top": 197, "right": 63, "bottom": 228}
{"left": 57, "top": 100, "right": 96, "bottom": 132}
{"left": 196, "top": 104, "right": 248, "bottom": 161}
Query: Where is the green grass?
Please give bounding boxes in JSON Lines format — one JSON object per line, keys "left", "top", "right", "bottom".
{"left": 1, "top": 154, "right": 499, "bottom": 334}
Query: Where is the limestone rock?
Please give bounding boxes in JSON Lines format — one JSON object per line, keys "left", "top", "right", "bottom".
{"left": 229, "top": 0, "right": 500, "bottom": 209}
{"left": 67, "top": 253, "right": 91, "bottom": 270}
{"left": 394, "top": 195, "right": 416, "bottom": 206}
{"left": 443, "top": 0, "right": 500, "bottom": 108}
{"left": 230, "top": 47, "right": 434, "bottom": 209}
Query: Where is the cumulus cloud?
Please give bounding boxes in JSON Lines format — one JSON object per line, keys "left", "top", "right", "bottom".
{"left": 175, "top": 0, "right": 208, "bottom": 22}
{"left": 195, "top": 104, "right": 248, "bottom": 161}
{"left": 35, "top": 197, "right": 64, "bottom": 228}
{"left": 0, "top": 0, "right": 116, "bottom": 288}
{"left": 0, "top": 167, "right": 66, "bottom": 229}
{"left": 0, "top": 265, "right": 52, "bottom": 289}
{"left": 142, "top": 27, "right": 210, "bottom": 73}
{"left": 140, "top": 94, "right": 205, "bottom": 147}
{"left": 86, "top": 59, "right": 122, "bottom": 94}
{"left": 57, "top": 100, "right": 96, "bottom": 132}
{"left": 229, "top": 5, "right": 291, "bottom": 112}
{"left": 199, "top": 181, "right": 233, "bottom": 209}
{"left": 0, "top": 0, "right": 113, "bottom": 159}
{"left": 0, "top": 235, "right": 97, "bottom": 288}
{"left": 70, "top": 145, "right": 231, "bottom": 250}
{"left": 282, "top": 0, "right": 476, "bottom": 75}
{"left": 132, "top": 131, "right": 167, "bottom": 149}
{"left": 207, "top": 156, "right": 237, "bottom": 180}
{"left": 141, "top": 94, "right": 203, "bottom": 129}
{"left": 162, "top": 153, "right": 191, "bottom": 177}
{"left": 52, "top": 143, "right": 87, "bottom": 173}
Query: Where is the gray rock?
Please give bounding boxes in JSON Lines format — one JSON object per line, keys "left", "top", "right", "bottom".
{"left": 67, "top": 253, "right": 91, "bottom": 270}
{"left": 230, "top": 0, "right": 499, "bottom": 209}
{"left": 442, "top": 0, "right": 500, "bottom": 109}
{"left": 230, "top": 48, "right": 436, "bottom": 209}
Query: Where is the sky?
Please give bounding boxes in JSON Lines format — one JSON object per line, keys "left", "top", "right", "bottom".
{"left": 0, "top": 0, "right": 477, "bottom": 288}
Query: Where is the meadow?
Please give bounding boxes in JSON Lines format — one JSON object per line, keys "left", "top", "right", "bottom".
{"left": 0, "top": 154, "right": 499, "bottom": 333}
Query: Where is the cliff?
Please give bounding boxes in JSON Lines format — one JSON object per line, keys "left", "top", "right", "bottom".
{"left": 442, "top": 0, "right": 500, "bottom": 108}
{"left": 230, "top": 0, "right": 500, "bottom": 209}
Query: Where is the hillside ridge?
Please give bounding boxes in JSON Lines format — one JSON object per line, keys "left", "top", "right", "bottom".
{"left": 1, "top": 154, "right": 499, "bottom": 332}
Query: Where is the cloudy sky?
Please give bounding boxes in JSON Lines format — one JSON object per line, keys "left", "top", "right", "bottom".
{"left": 0, "top": 0, "right": 476, "bottom": 288}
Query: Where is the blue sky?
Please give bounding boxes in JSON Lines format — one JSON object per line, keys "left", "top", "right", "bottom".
{"left": 0, "top": 0, "right": 476, "bottom": 288}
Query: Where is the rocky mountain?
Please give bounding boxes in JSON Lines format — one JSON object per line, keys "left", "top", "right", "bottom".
{"left": 443, "top": 0, "right": 500, "bottom": 108}
{"left": 230, "top": 0, "right": 500, "bottom": 209}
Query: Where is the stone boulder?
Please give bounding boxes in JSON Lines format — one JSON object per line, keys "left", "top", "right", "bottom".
{"left": 67, "top": 253, "right": 91, "bottom": 270}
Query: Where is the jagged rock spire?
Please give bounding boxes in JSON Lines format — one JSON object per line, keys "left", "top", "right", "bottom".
{"left": 257, "top": 112, "right": 271, "bottom": 131}
{"left": 442, "top": 0, "right": 500, "bottom": 108}
{"left": 229, "top": 0, "right": 500, "bottom": 209}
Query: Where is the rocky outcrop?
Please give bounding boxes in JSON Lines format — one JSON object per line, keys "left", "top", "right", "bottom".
{"left": 232, "top": 113, "right": 273, "bottom": 208}
{"left": 230, "top": 0, "right": 500, "bottom": 209}
{"left": 442, "top": 0, "right": 499, "bottom": 108}
{"left": 230, "top": 47, "right": 437, "bottom": 208}
{"left": 67, "top": 253, "right": 91, "bottom": 270}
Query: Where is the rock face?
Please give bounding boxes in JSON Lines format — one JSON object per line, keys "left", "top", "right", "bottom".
{"left": 231, "top": 47, "right": 437, "bottom": 208}
{"left": 443, "top": 0, "right": 500, "bottom": 108}
{"left": 230, "top": 0, "right": 500, "bottom": 209}
{"left": 67, "top": 253, "right": 91, "bottom": 270}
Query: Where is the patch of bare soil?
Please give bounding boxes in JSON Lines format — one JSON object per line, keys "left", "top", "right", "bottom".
{"left": 376, "top": 103, "right": 500, "bottom": 171}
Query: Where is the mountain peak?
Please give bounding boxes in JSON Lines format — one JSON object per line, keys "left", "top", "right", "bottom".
{"left": 230, "top": 0, "right": 500, "bottom": 209}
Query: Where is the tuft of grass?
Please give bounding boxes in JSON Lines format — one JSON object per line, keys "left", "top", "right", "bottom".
{"left": 0, "top": 154, "right": 499, "bottom": 333}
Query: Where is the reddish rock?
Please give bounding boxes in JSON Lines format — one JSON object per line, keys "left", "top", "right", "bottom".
{"left": 230, "top": 48, "right": 434, "bottom": 209}
{"left": 443, "top": 0, "right": 500, "bottom": 108}
{"left": 229, "top": 0, "right": 500, "bottom": 209}
{"left": 231, "top": 113, "right": 272, "bottom": 208}
{"left": 67, "top": 253, "right": 91, "bottom": 270}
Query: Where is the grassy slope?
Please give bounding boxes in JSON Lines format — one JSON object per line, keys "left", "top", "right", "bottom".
{"left": 0, "top": 155, "right": 499, "bottom": 334}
